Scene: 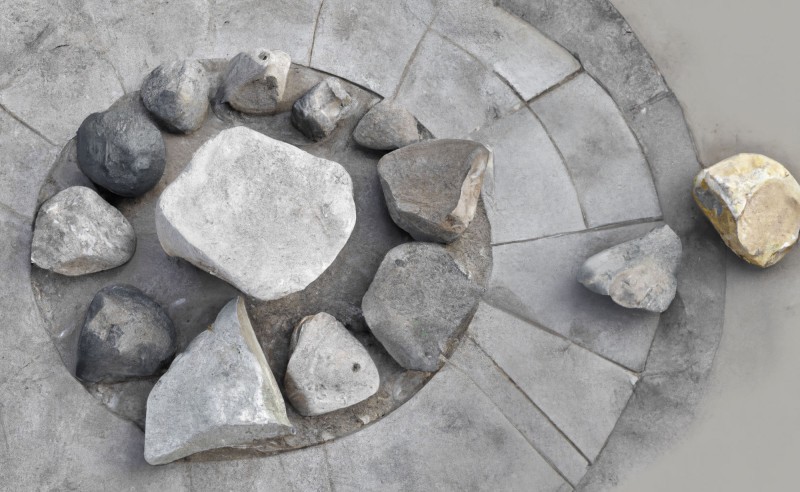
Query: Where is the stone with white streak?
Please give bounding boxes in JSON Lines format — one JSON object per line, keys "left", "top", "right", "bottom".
{"left": 31, "top": 186, "right": 136, "bottom": 275}
{"left": 219, "top": 50, "right": 291, "bottom": 115}
{"left": 144, "top": 297, "right": 292, "bottom": 465}
{"left": 155, "top": 127, "right": 356, "bottom": 301}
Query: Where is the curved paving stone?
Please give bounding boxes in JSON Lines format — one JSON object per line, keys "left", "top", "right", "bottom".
{"left": 325, "top": 364, "right": 568, "bottom": 491}
{"left": 395, "top": 31, "right": 520, "bottom": 138}
{"left": 469, "top": 302, "right": 638, "bottom": 461}
{"left": 531, "top": 73, "right": 661, "bottom": 228}
{"left": 487, "top": 222, "right": 663, "bottom": 372}
{"left": 433, "top": 0, "right": 580, "bottom": 101}
{"left": 311, "top": 0, "right": 431, "bottom": 97}
{"left": 471, "top": 106, "right": 585, "bottom": 244}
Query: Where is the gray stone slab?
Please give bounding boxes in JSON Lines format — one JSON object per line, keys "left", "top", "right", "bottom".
{"left": 310, "top": 0, "right": 430, "bottom": 97}
{"left": 189, "top": 445, "right": 330, "bottom": 491}
{"left": 531, "top": 73, "right": 661, "bottom": 228}
{"left": 497, "top": 0, "right": 668, "bottom": 111}
{"left": 486, "top": 222, "right": 662, "bottom": 371}
{"left": 433, "top": 0, "right": 579, "bottom": 101}
{"left": 0, "top": 110, "right": 57, "bottom": 218}
{"left": 395, "top": 31, "right": 521, "bottom": 138}
{"left": 470, "top": 107, "right": 585, "bottom": 244}
{"left": 468, "top": 303, "right": 638, "bottom": 462}
{"left": 326, "top": 364, "right": 567, "bottom": 491}
{"left": 448, "top": 336, "right": 589, "bottom": 485}
{"left": 83, "top": 0, "right": 212, "bottom": 93}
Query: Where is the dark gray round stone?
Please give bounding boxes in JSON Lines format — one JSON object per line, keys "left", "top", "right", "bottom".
{"left": 76, "top": 94, "right": 166, "bottom": 197}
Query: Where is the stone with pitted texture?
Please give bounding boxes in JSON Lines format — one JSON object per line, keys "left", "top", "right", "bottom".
{"left": 77, "top": 284, "right": 176, "bottom": 383}
{"left": 693, "top": 153, "right": 800, "bottom": 268}
{"left": 291, "top": 78, "right": 354, "bottom": 141}
{"left": 578, "top": 225, "right": 682, "bottom": 313}
{"left": 141, "top": 60, "right": 210, "bottom": 134}
{"left": 362, "top": 242, "right": 483, "bottom": 372}
{"left": 144, "top": 297, "right": 292, "bottom": 465}
{"left": 285, "top": 312, "right": 380, "bottom": 416}
{"left": 378, "top": 139, "right": 491, "bottom": 243}
{"left": 31, "top": 186, "right": 136, "bottom": 276}
{"left": 353, "top": 100, "right": 423, "bottom": 150}
{"left": 155, "top": 126, "right": 356, "bottom": 301}
{"left": 76, "top": 94, "right": 166, "bottom": 197}
{"left": 219, "top": 50, "right": 291, "bottom": 115}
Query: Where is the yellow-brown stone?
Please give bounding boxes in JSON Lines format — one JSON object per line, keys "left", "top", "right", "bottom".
{"left": 693, "top": 153, "right": 800, "bottom": 267}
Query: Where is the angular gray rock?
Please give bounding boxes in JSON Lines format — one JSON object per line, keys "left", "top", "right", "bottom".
{"left": 378, "top": 139, "right": 491, "bottom": 243}
{"left": 362, "top": 242, "right": 483, "bottom": 372}
{"left": 291, "top": 78, "right": 354, "bottom": 141}
{"left": 144, "top": 297, "right": 292, "bottom": 465}
{"left": 156, "top": 126, "right": 356, "bottom": 301}
{"left": 219, "top": 50, "right": 291, "bottom": 115}
{"left": 31, "top": 186, "right": 136, "bottom": 275}
{"left": 76, "top": 94, "right": 166, "bottom": 197}
{"left": 353, "top": 100, "right": 423, "bottom": 150}
{"left": 141, "top": 59, "right": 210, "bottom": 133}
{"left": 77, "top": 284, "right": 177, "bottom": 383}
{"left": 578, "top": 225, "right": 682, "bottom": 313}
{"left": 285, "top": 312, "right": 380, "bottom": 416}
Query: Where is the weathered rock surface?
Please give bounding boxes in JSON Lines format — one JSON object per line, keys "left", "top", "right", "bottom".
{"left": 362, "top": 242, "right": 483, "bottom": 372}
{"left": 144, "top": 297, "right": 292, "bottom": 465}
{"left": 31, "top": 186, "right": 136, "bottom": 275}
{"left": 141, "top": 59, "right": 210, "bottom": 133}
{"left": 219, "top": 50, "right": 291, "bottom": 115}
{"left": 156, "top": 126, "right": 356, "bottom": 301}
{"left": 578, "top": 225, "right": 682, "bottom": 313}
{"left": 76, "top": 94, "right": 166, "bottom": 197}
{"left": 291, "top": 78, "right": 354, "bottom": 141}
{"left": 285, "top": 313, "right": 380, "bottom": 416}
{"left": 353, "top": 100, "right": 423, "bottom": 150}
{"left": 693, "top": 153, "right": 800, "bottom": 267}
{"left": 378, "top": 139, "right": 491, "bottom": 243}
{"left": 86, "top": 378, "right": 157, "bottom": 429}
{"left": 77, "top": 284, "right": 177, "bottom": 382}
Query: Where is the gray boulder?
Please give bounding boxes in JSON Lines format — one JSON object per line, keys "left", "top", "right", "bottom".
{"left": 291, "top": 78, "right": 354, "bottom": 141}
{"left": 578, "top": 225, "right": 682, "bottom": 313}
{"left": 156, "top": 126, "right": 356, "bottom": 301}
{"left": 141, "top": 59, "right": 210, "bottom": 133}
{"left": 76, "top": 94, "right": 166, "bottom": 197}
{"left": 353, "top": 100, "right": 423, "bottom": 150}
{"left": 219, "top": 50, "right": 291, "bottom": 115}
{"left": 77, "top": 285, "right": 176, "bottom": 383}
{"left": 378, "top": 139, "right": 491, "bottom": 243}
{"left": 362, "top": 242, "right": 483, "bottom": 372}
{"left": 31, "top": 186, "right": 136, "bottom": 275}
{"left": 285, "top": 313, "right": 380, "bottom": 416}
{"left": 144, "top": 297, "right": 292, "bottom": 465}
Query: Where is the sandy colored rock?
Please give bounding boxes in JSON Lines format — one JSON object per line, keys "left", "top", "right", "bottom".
{"left": 693, "top": 153, "right": 800, "bottom": 267}
{"left": 219, "top": 50, "right": 291, "bottom": 115}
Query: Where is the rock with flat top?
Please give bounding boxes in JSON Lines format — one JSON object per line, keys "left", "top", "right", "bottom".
{"left": 156, "top": 126, "right": 356, "bottom": 301}
{"left": 291, "top": 78, "right": 354, "bottom": 141}
{"left": 578, "top": 225, "right": 682, "bottom": 313}
{"left": 285, "top": 312, "right": 380, "bottom": 416}
{"left": 31, "top": 186, "right": 136, "bottom": 275}
{"left": 144, "top": 297, "right": 292, "bottom": 465}
{"left": 219, "top": 50, "right": 291, "bottom": 115}
{"left": 693, "top": 153, "right": 800, "bottom": 267}
{"left": 353, "top": 100, "right": 423, "bottom": 150}
{"left": 141, "top": 60, "right": 210, "bottom": 133}
{"left": 378, "top": 139, "right": 491, "bottom": 243}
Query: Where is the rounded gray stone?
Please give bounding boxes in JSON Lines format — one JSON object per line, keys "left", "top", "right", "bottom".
{"left": 77, "top": 284, "right": 176, "bottom": 383}
{"left": 353, "top": 100, "right": 423, "bottom": 150}
{"left": 141, "top": 59, "right": 210, "bottom": 134}
{"left": 362, "top": 242, "right": 483, "bottom": 372}
{"left": 290, "top": 78, "right": 354, "bottom": 141}
{"left": 31, "top": 186, "right": 136, "bottom": 276}
{"left": 219, "top": 50, "right": 291, "bottom": 115}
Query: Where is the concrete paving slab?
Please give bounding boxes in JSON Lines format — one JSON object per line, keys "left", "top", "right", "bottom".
{"left": 531, "top": 73, "right": 661, "bottom": 228}
{"left": 487, "top": 222, "right": 662, "bottom": 372}
{"left": 325, "top": 364, "right": 567, "bottom": 491}
{"left": 433, "top": 0, "right": 579, "bottom": 101}
{"left": 468, "top": 303, "right": 638, "bottom": 462}
{"left": 470, "top": 106, "right": 585, "bottom": 244}
{"left": 448, "top": 336, "right": 589, "bottom": 485}
{"left": 395, "top": 30, "right": 521, "bottom": 138}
